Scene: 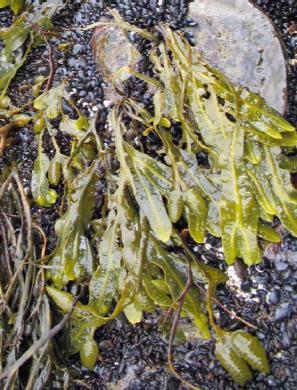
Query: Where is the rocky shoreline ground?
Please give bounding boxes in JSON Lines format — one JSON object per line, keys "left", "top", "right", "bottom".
{"left": 0, "top": 1, "right": 296, "bottom": 389}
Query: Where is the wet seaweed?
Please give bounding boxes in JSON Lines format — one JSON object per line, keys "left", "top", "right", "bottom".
{"left": 1, "top": 6, "right": 297, "bottom": 389}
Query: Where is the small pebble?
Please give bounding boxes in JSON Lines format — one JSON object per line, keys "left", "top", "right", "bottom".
{"left": 267, "top": 289, "right": 281, "bottom": 305}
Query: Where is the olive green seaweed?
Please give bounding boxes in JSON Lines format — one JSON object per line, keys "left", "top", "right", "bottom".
{"left": 2, "top": 7, "right": 297, "bottom": 389}
{"left": 0, "top": 0, "right": 65, "bottom": 98}
{"left": 45, "top": 18, "right": 297, "bottom": 387}
{"left": 121, "top": 24, "right": 297, "bottom": 267}
{"left": 0, "top": 0, "right": 26, "bottom": 14}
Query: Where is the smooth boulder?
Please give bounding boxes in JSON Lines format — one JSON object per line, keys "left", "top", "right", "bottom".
{"left": 188, "top": 0, "right": 287, "bottom": 114}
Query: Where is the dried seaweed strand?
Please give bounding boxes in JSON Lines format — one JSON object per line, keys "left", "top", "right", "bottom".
{"left": 0, "top": 292, "right": 81, "bottom": 381}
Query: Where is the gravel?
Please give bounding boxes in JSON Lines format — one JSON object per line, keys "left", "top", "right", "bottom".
{"left": 1, "top": 0, "right": 297, "bottom": 389}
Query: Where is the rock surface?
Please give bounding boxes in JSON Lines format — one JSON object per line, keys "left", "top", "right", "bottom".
{"left": 189, "top": 0, "right": 288, "bottom": 114}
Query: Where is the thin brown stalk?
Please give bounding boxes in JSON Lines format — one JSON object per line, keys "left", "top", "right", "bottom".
{"left": 44, "top": 37, "right": 55, "bottom": 91}
{"left": 25, "top": 17, "right": 56, "bottom": 91}
{"left": 27, "top": 223, "right": 48, "bottom": 321}
{"left": 212, "top": 297, "right": 258, "bottom": 330}
{"left": 178, "top": 230, "right": 258, "bottom": 330}
{"left": 167, "top": 262, "right": 200, "bottom": 390}
{"left": 0, "top": 172, "right": 33, "bottom": 308}
{"left": 0, "top": 221, "right": 13, "bottom": 278}
{"left": 33, "top": 223, "right": 47, "bottom": 259}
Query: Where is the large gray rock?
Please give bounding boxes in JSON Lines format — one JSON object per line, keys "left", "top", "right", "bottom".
{"left": 189, "top": 0, "right": 287, "bottom": 114}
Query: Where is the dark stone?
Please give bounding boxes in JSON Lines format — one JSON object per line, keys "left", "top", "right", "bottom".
{"left": 164, "top": 375, "right": 181, "bottom": 390}
{"left": 241, "top": 279, "right": 252, "bottom": 292}
{"left": 275, "top": 261, "right": 289, "bottom": 271}
{"left": 275, "top": 302, "right": 292, "bottom": 321}
{"left": 267, "top": 289, "right": 281, "bottom": 305}
{"left": 68, "top": 57, "right": 77, "bottom": 68}
{"left": 73, "top": 43, "right": 84, "bottom": 55}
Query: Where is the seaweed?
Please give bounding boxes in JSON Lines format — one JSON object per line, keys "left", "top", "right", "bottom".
{"left": 1, "top": 7, "right": 297, "bottom": 389}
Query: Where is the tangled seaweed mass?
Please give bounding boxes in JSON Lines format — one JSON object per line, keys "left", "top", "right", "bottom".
{"left": 0, "top": 1, "right": 296, "bottom": 389}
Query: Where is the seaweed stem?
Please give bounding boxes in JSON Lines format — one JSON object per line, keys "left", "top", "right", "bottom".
{"left": 167, "top": 261, "right": 201, "bottom": 390}
{"left": 24, "top": 17, "right": 56, "bottom": 91}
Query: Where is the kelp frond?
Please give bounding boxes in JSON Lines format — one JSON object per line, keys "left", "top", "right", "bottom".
{"left": 121, "top": 24, "right": 297, "bottom": 267}
{"left": 44, "top": 16, "right": 297, "bottom": 387}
